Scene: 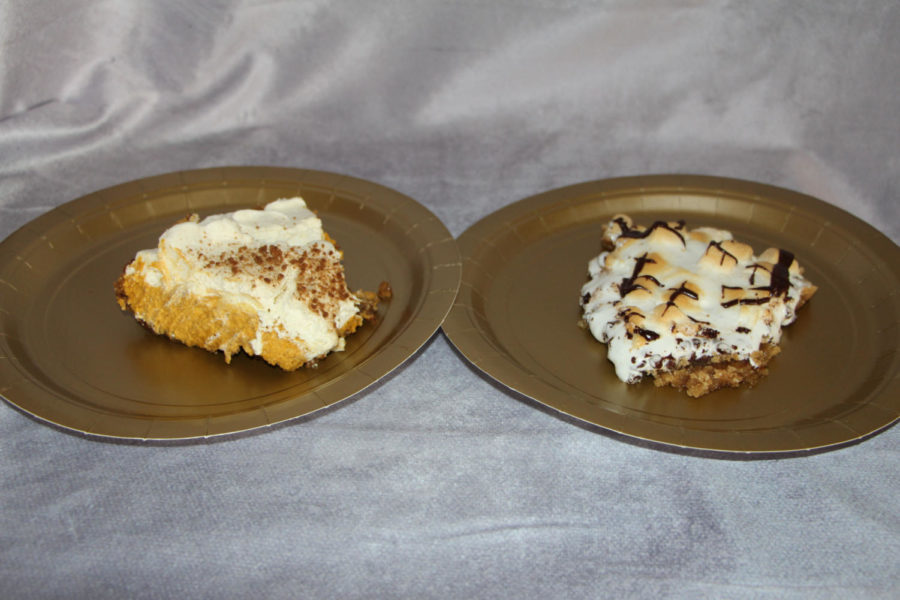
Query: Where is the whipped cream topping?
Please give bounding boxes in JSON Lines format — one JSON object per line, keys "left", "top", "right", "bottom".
{"left": 127, "top": 197, "right": 360, "bottom": 362}
{"left": 580, "top": 215, "right": 816, "bottom": 384}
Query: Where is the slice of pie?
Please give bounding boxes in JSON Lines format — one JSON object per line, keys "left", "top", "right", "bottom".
{"left": 580, "top": 214, "right": 817, "bottom": 397}
{"left": 115, "top": 197, "right": 382, "bottom": 370}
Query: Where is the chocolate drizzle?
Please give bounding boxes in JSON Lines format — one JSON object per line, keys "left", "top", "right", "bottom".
{"left": 619, "top": 253, "right": 657, "bottom": 297}
{"left": 619, "top": 308, "right": 661, "bottom": 342}
{"left": 720, "top": 286, "right": 770, "bottom": 308}
{"left": 723, "top": 249, "right": 795, "bottom": 308}
{"left": 661, "top": 281, "right": 699, "bottom": 317}
{"left": 707, "top": 240, "right": 737, "bottom": 265}
{"left": 635, "top": 327, "right": 660, "bottom": 341}
{"left": 668, "top": 281, "right": 699, "bottom": 302}
{"left": 617, "top": 218, "right": 687, "bottom": 246}
{"left": 746, "top": 263, "right": 768, "bottom": 286}
{"left": 770, "top": 249, "right": 795, "bottom": 296}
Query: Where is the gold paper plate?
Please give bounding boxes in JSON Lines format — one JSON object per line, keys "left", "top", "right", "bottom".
{"left": 443, "top": 175, "right": 900, "bottom": 454}
{"left": 0, "top": 167, "right": 460, "bottom": 440}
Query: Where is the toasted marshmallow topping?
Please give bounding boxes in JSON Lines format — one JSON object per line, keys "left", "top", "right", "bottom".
{"left": 126, "top": 198, "right": 360, "bottom": 362}
{"left": 580, "top": 215, "right": 816, "bottom": 384}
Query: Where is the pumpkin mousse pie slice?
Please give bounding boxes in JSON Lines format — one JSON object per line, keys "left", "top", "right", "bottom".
{"left": 115, "top": 198, "right": 383, "bottom": 370}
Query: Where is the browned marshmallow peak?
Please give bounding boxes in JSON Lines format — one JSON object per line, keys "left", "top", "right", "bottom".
{"left": 580, "top": 214, "right": 817, "bottom": 395}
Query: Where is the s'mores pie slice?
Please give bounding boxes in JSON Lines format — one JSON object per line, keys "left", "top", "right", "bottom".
{"left": 580, "top": 215, "right": 817, "bottom": 397}
{"left": 115, "top": 198, "right": 383, "bottom": 370}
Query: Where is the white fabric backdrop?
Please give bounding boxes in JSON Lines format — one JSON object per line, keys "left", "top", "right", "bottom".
{"left": 1, "top": 1, "right": 898, "bottom": 598}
